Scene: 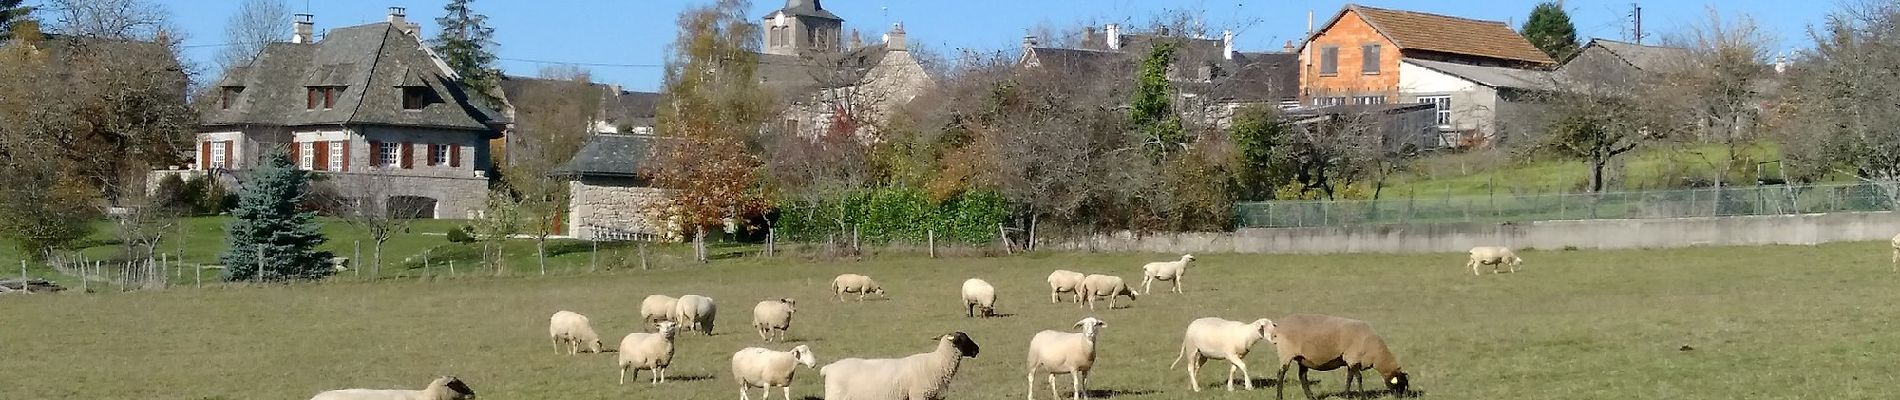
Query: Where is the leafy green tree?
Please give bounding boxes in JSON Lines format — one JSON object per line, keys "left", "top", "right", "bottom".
{"left": 1130, "top": 42, "right": 1185, "bottom": 161}
{"left": 1522, "top": 1, "right": 1580, "bottom": 61}
{"left": 432, "top": 0, "right": 500, "bottom": 94}
{"left": 646, "top": 0, "right": 772, "bottom": 262}
{"left": 219, "top": 149, "right": 332, "bottom": 282}
{"left": 1228, "top": 106, "right": 1291, "bottom": 201}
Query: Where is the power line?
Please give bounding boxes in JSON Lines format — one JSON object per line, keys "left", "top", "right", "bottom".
{"left": 497, "top": 57, "right": 664, "bottom": 68}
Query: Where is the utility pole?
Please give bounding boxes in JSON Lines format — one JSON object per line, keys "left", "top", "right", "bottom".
{"left": 1629, "top": 3, "right": 1644, "bottom": 44}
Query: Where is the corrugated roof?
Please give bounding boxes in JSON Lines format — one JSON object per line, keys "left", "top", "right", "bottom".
{"left": 1311, "top": 4, "right": 1555, "bottom": 66}
{"left": 198, "top": 22, "right": 501, "bottom": 131}
{"left": 1404, "top": 58, "right": 1553, "bottom": 90}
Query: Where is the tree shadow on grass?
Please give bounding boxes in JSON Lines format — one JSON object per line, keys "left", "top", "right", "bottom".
{"left": 665, "top": 374, "right": 715, "bottom": 382}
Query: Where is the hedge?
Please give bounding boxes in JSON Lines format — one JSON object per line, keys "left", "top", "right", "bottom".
{"left": 775, "top": 188, "right": 1008, "bottom": 245}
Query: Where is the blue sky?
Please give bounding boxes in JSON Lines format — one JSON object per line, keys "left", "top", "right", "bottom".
{"left": 113, "top": 1, "right": 1838, "bottom": 92}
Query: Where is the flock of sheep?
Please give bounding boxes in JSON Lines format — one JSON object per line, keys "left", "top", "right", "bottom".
{"left": 308, "top": 246, "right": 1540, "bottom": 400}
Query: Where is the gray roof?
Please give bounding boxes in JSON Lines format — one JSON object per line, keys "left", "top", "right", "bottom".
{"left": 1404, "top": 58, "right": 1554, "bottom": 90}
{"left": 764, "top": 0, "right": 842, "bottom": 21}
{"left": 1578, "top": 39, "right": 1691, "bottom": 73}
{"left": 553, "top": 134, "right": 657, "bottom": 179}
{"left": 1022, "top": 47, "right": 1126, "bottom": 77}
{"left": 756, "top": 43, "right": 893, "bottom": 96}
{"left": 1023, "top": 43, "right": 1298, "bottom": 103}
{"left": 499, "top": 76, "right": 659, "bottom": 129}
{"left": 199, "top": 22, "right": 501, "bottom": 132}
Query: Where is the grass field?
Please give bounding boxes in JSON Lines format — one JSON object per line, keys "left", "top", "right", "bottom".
{"left": 1382, "top": 143, "right": 1793, "bottom": 197}
{"left": 4, "top": 243, "right": 1898, "bottom": 399}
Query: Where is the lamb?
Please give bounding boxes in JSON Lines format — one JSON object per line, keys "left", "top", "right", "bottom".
{"left": 641, "top": 294, "right": 679, "bottom": 329}
{"left": 1077, "top": 274, "right": 1137, "bottom": 310}
{"left": 1269, "top": 314, "right": 1410, "bottom": 400}
{"left": 753, "top": 298, "right": 797, "bottom": 342}
{"left": 820, "top": 331, "right": 981, "bottom": 400}
{"left": 731, "top": 345, "right": 819, "bottom": 400}
{"left": 1026, "top": 317, "right": 1107, "bottom": 400}
{"left": 618, "top": 321, "right": 680, "bottom": 385}
{"left": 1168, "top": 317, "right": 1274, "bottom": 392}
{"left": 831, "top": 274, "right": 886, "bottom": 302}
{"left": 308, "top": 376, "right": 476, "bottom": 400}
{"left": 674, "top": 294, "right": 718, "bottom": 336}
{"left": 961, "top": 278, "right": 998, "bottom": 318}
{"left": 1140, "top": 254, "right": 1197, "bottom": 294}
{"left": 1466, "top": 246, "right": 1523, "bottom": 275}
{"left": 1046, "top": 270, "right": 1086, "bottom": 304}
{"left": 548, "top": 310, "right": 603, "bottom": 354}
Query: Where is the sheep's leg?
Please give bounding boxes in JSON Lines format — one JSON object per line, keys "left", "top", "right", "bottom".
{"left": 1173, "top": 276, "right": 1183, "bottom": 294}
{"left": 1051, "top": 290, "right": 1059, "bottom": 304}
{"left": 1142, "top": 276, "right": 1153, "bottom": 295}
{"left": 741, "top": 384, "right": 752, "bottom": 400}
{"left": 1344, "top": 367, "right": 1359, "bottom": 394}
{"left": 1235, "top": 358, "right": 1254, "bottom": 390}
{"left": 1297, "top": 365, "right": 1316, "bottom": 400}
{"left": 551, "top": 337, "right": 562, "bottom": 355}
{"left": 1048, "top": 373, "right": 1061, "bottom": 400}
{"left": 779, "top": 386, "right": 789, "bottom": 400}
{"left": 1225, "top": 364, "right": 1237, "bottom": 391}
{"left": 1470, "top": 259, "right": 1481, "bottom": 276}
{"left": 967, "top": 303, "right": 975, "bottom": 318}
{"left": 620, "top": 366, "right": 631, "bottom": 385}
{"left": 1026, "top": 370, "right": 1038, "bottom": 400}
{"left": 1072, "top": 372, "right": 1084, "bottom": 400}
{"left": 1275, "top": 363, "right": 1290, "bottom": 400}
{"left": 1186, "top": 355, "right": 1203, "bottom": 392}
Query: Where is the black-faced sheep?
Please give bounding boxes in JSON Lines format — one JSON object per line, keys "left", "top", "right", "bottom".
{"left": 1269, "top": 314, "right": 1410, "bottom": 400}
{"left": 1170, "top": 317, "right": 1273, "bottom": 391}
{"left": 308, "top": 376, "right": 475, "bottom": 400}
{"left": 821, "top": 331, "right": 981, "bottom": 400}
{"left": 1026, "top": 317, "right": 1106, "bottom": 400}
{"left": 1140, "top": 254, "right": 1196, "bottom": 294}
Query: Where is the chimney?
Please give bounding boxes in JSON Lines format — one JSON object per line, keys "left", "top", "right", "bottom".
{"left": 1159, "top": 26, "right": 1171, "bottom": 37}
{"left": 1105, "top": 24, "right": 1121, "bottom": 50}
{"left": 1222, "top": 29, "right": 1234, "bottom": 60}
{"left": 850, "top": 29, "right": 863, "bottom": 49}
{"left": 292, "top": 13, "right": 314, "bottom": 44}
{"left": 1284, "top": 40, "right": 1295, "bottom": 53}
{"left": 1022, "top": 34, "right": 1037, "bottom": 52}
{"left": 883, "top": 23, "right": 907, "bottom": 51}
{"left": 1774, "top": 54, "right": 1787, "bottom": 74}
{"left": 386, "top": 7, "right": 420, "bottom": 35}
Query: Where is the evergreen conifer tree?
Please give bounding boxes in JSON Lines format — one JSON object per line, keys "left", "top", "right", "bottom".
{"left": 220, "top": 149, "right": 332, "bottom": 281}
{"left": 1522, "top": 2, "right": 1580, "bottom": 61}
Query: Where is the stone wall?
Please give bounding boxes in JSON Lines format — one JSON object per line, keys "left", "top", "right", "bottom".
{"left": 566, "top": 177, "right": 675, "bottom": 241}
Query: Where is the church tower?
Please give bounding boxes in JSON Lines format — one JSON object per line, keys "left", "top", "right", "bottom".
{"left": 762, "top": 0, "right": 844, "bottom": 55}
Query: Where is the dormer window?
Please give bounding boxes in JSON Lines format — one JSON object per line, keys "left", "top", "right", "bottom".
{"left": 402, "top": 86, "right": 433, "bottom": 110}
{"left": 219, "top": 86, "right": 244, "bottom": 110}
{"left": 306, "top": 86, "right": 343, "bottom": 110}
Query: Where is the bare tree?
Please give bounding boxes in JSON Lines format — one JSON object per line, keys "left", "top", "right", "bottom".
{"left": 504, "top": 66, "right": 598, "bottom": 274}
{"left": 1656, "top": 8, "right": 1776, "bottom": 190}
{"left": 322, "top": 170, "right": 429, "bottom": 278}
{"left": 1780, "top": 0, "right": 1900, "bottom": 200}
{"left": 475, "top": 190, "right": 523, "bottom": 275}
{"left": 42, "top": 0, "right": 169, "bottom": 40}
{"left": 215, "top": 0, "right": 289, "bottom": 70}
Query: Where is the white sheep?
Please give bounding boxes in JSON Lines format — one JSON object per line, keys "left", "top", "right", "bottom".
{"left": 1466, "top": 246, "right": 1522, "bottom": 275}
{"left": 618, "top": 321, "right": 680, "bottom": 385}
{"left": 1026, "top": 317, "right": 1107, "bottom": 400}
{"left": 732, "top": 344, "right": 819, "bottom": 400}
{"left": 753, "top": 298, "right": 797, "bottom": 342}
{"left": 961, "top": 278, "right": 998, "bottom": 318}
{"left": 548, "top": 310, "right": 603, "bottom": 355}
{"left": 1046, "top": 270, "right": 1085, "bottom": 304}
{"left": 821, "top": 331, "right": 981, "bottom": 400}
{"left": 308, "top": 376, "right": 476, "bottom": 400}
{"left": 1269, "top": 314, "right": 1410, "bottom": 400}
{"left": 1169, "top": 317, "right": 1274, "bottom": 392}
{"left": 1140, "top": 254, "right": 1196, "bottom": 294}
{"left": 642, "top": 294, "right": 679, "bottom": 329}
{"left": 831, "top": 274, "right": 886, "bottom": 302}
{"left": 1077, "top": 274, "right": 1137, "bottom": 310}
{"left": 674, "top": 294, "right": 717, "bottom": 336}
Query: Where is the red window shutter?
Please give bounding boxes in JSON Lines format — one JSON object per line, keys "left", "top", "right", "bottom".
{"left": 368, "top": 140, "right": 382, "bottom": 167}
{"left": 200, "top": 141, "right": 211, "bottom": 170}
{"left": 426, "top": 144, "right": 439, "bottom": 166}
{"left": 307, "top": 88, "right": 317, "bottom": 109}
{"left": 222, "top": 141, "right": 234, "bottom": 168}
{"left": 341, "top": 140, "right": 353, "bottom": 171}
{"left": 288, "top": 142, "right": 300, "bottom": 168}
{"left": 313, "top": 141, "right": 328, "bottom": 171}
{"left": 400, "top": 142, "right": 414, "bottom": 169}
{"left": 449, "top": 144, "right": 461, "bottom": 168}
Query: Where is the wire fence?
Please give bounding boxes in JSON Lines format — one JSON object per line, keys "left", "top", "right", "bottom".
{"left": 1235, "top": 182, "right": 1899, "bottom": 228}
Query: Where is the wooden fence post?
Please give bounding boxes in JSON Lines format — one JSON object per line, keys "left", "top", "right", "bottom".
{"left": 639, "top": 240, "right": 649, "bottom": 270}
{"left": 589, "top": 240, "right": 598, "bottom": 273}
{"left": 927, "top": 229, "right": 936, "bottom": 259}
{"left": 998, "top": 223, "right": 1011, "bottom": 255}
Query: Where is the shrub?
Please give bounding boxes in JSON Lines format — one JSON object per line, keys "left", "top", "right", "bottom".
{"left": 775, "top": 188, "right": 1009, "bottom": 245}
{"left": 446, "top": 225, "right": 475, "bottom": 243}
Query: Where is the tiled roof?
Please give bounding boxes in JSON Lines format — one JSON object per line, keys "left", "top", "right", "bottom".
{"left": 1317, "top": 4, "right": 1556, "bottom": 66}
{"left": 198, "top": 22, "right": 501, "bottom": 131}
{"left": 553, "top": 134, "right": 657, "bottom": 179}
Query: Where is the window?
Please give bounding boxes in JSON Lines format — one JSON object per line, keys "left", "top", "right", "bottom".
{"left": 402, "top": 86, "right": 430, "bottom": 110}
{"left": 299, "top": 142, "right": 315, "bottom": 170}
{"left": 379, "top": 141, "right": 402, "bottom": 167}
{"left": 1362, "top": 44, "right": 1382, "bottom": 74}
{"left": 1313, "top": 96, "right": 1346, "bottom": 107}
{"left": 1354, "top": 95, "right": 1386, "bottom": 105}
{"left": 1319, "top": 46, "right": 1338, "bottom": 75}
{"left": 430, "top": 144, "right": 450, "bottom": 166}
{"left": 306, "top": 86, "right": 342, "bottom": 110}
{"left": 327, "top": 141, "right": 344, "bottom": 171}
{"left": 1418, "top": 95, "right": 1452, "bottom": 126}
{"left": 219, "top": 87, "right": 243, "bottom": 110}
{"left": 210, "top": 142, "right": 227, "bottom": 169}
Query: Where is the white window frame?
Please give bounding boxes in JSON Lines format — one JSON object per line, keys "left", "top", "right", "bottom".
{"left": 379, "top": 142, "right": 402, "bottom": 167}
{"left": 328, "top": 141, "right": 345, "bottom": 171}
{"left": 210, "top": 142, "right": 227, "bottom": 169}
{"left": 1353, "top": 95, "right": 1386, "bottom": 105}
{"left": 298, "top": 142, "right": 315, "bottom": 170}
{"left": 433, "top": 143, "right": 451, "bottom": 166}
{"left": 1418, "top": 95, "right": 1452, "bottom": 126}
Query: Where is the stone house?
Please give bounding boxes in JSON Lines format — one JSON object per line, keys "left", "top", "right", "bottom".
{"left": 1297, "top": 4, "right": 1556, "bottom": 148}
{"left": 755, "top": 0, "right": 934, "bottom": 137}
{"left": 497, "top": 76, "right": 659, "bottom": 166}
{"left": 551, "top": 134, "right": 672, "bottom": 241}
{"left": 192, "top": 8, "right": 506, "bottom": 219}
{"left": 1017, "top": 24, "right": 1300, "bottom": 128}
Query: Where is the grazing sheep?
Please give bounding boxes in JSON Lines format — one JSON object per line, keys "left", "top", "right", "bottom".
{"left": 1466, "top": 246, "right": 1522, "bottom": 275}
{"left": 961, "top": 278, "right": 998, "bottom": 318}
{"left": 309, "top": 376, "right": 476, "bottom": 400}
{"left": 753, "top": 298, "right": 797, "bottom": 342}
{"left": 1046, "top": 270, "right": 1086, "bottom": 304}
{"left": 831, "top": 274, "right": 886, "bottom": 302}
{"left": 1140, "top": 254, "right": 1197, "bottom": 294}
{"left": 1169, "top": 317, "right": 1274, "bottom": 392}
{"left": 1077, "top": 274, "right": 1137, "bottom": 310}
{"left": 618, "top": 321, "right": 680, "bottom": 385}
{"left": 1026, "top": 317, "right": 1107, "bottom": 400}
{"left": 732, "top": 345, "right": 819, "bottom": 400}
{"left": 821, "top": 331, "right": 981, "bottom": 400}
{"left": 1269, "top": 314, "right": 1410, "bottom": 400}
{"left": 548, "top": 310, "right": 603, "bottom": 354}
{"left": 642, "top": 295, "right": 679, "bottom": 329}
{"left": 674, "top": 295, "right": 718, "bottom": 336}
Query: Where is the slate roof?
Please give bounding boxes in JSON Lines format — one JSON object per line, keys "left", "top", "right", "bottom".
{"left": 1404, "top": 58, "right": 1554, "bottom": 90}
{"left": 1575, "top": 39, "right": 1691, "bottom": 73}
{"left": 1306, "top": 4, "right": 1555, "bottom": 66}
{"left": 498, "top": 76, "right": 660, "bottom": 130}
{"left": 755, "top": 43, "right": 893, "bottom": 96}
{"left": 198, "top": 22, "right": 502, "bottom": 131}
{"left": 552, "top": 134, "right": 657, "bottom": 179}
{"left": 1022, "top": 44, "right": 1298, "bottom": 103}
{"left": 763, "top": 0, "right": 841, "bottom": 21}
{"left": 1217, "top": 51, "right": 1300, "bottom": 102}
